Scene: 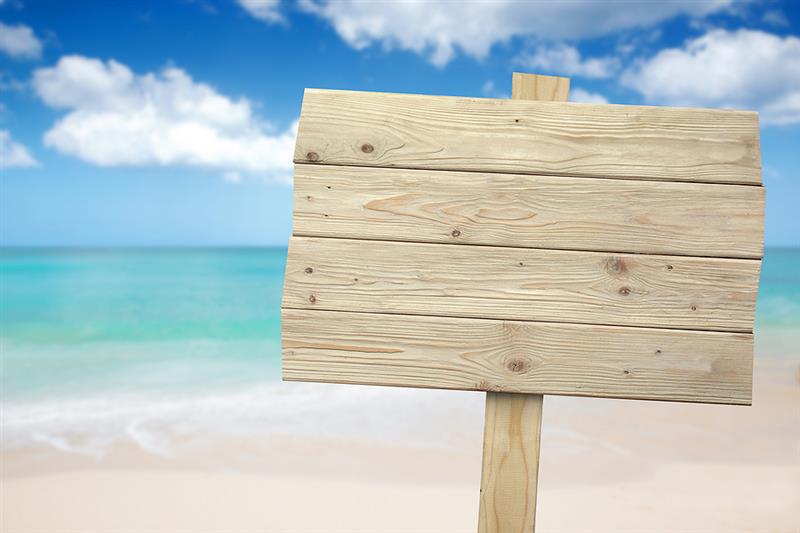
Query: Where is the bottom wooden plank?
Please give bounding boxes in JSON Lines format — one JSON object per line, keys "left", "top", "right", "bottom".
{"left": 282, "top": 308, "right": 753, "bottom": 405}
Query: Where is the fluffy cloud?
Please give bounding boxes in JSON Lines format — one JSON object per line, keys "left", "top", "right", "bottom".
{"left": 762, "top": 10, "right": 789, "bottom": 27}
{"left": 570, "top": 88, "right": 609, "bottom": 104}
{"left": 294, "top": 0, "right": 732, "bottom": 67}
{"left": 32, "top": 55, "right": 296, "bottom": 180}
{"left": 0, "top": 21, "right": 43, "bottom": 60}
{"left": 481, "top": 80, "right": 509, "bottom": 99}
{"left": 516, "top": 44, "right": 619, "bottom": 79}
{"left": 236, "top": 0, "right": 283, "bottom": 23}
{"left": 0, "top": 130, "right": 39, "bottom": 169}
{"left": 623, "top": 29, "right": 800, "bottom": 125}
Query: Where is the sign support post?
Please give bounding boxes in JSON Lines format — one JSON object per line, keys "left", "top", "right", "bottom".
{"left": 478, "top": 73, "right": 570, "bottom": 533}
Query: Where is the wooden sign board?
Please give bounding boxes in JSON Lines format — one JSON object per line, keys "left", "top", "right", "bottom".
{"left": 281, "top": 73, "right": 763, "bottom": 529}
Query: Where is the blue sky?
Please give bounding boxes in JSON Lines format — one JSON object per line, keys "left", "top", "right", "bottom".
{"left": 1, "top": 0, "right": 798, "bottom": 246}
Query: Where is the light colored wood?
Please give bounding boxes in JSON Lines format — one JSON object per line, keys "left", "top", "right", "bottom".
{"left": 293, "top": 163, "right": 765, "bottom": 259}
{"left": 281, "top": 72, "right": 764, "bottom": 531}
{"left": 478, "top": 392, "right": 541, "bottom": 533}
{"left": 294, "top": 88, "right": 761, "bottom": 185}
{"left": 478, "top": 72, "right": 569, "bottom": 533}
{"left": 512, "top": 72, "right": 569, "bottom": 102}
{"left": 281, "top": 308, "right": 754, "bottom": 405}
{"left": 283, "top": 236, "right": 761, "bottom": 332}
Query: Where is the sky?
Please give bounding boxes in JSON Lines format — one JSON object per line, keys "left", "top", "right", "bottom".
{"left": 0, "top": 0, "right": 798, "bottom": 247}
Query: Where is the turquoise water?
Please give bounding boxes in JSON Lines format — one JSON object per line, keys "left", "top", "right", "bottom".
{"left": 1, "top": 249, "right": 285, "bottom": 402}
{"left": 0, "top": 247, "right": 797, "bottom": 453}
{"left": 754, "top": 248, "right": 800, "bottom": 328}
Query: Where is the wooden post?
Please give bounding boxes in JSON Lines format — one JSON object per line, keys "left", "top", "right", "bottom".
{"left": 477, "top": 73, "right": 570, "bottom": 533}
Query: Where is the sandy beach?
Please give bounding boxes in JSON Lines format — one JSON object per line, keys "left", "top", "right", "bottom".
{"left": 3, "top": 357, "right": 798, "bottom": 532}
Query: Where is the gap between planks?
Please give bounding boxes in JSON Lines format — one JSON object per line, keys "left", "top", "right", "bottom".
{"left": 290, "top": 232, "right": 765, "bottom": 263}
{"left": 293, "top": 162, "right": 766, "bottom": 189}
{"left": 280, "top": 305, "right": 755, "bottom": 335}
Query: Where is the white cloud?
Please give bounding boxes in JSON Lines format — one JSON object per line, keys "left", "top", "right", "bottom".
{"left": 223, "top": 170, "right": 242, "bottom": 183}
{"left": 0, "top": 21, "right": 43, "bottom": 60}
{"left": 32, "top": 55, "right": 296, "bottom": 180}
{"left": 295, "top": 0, "right": 732, "bottom": 67}
{"left": 0, "top": 130, "right": 39, "bottom": 168}
{"left": 762, "top": 10, "right": 789, "bottom": 27}
{"left": 481, "top": 80, "right": 509, "bottom": 99}
{"left": 0, "top": 72, "right": 27, "bottom": 92}
{"left": 622, "top": 29, "right": 800, "bottom": 125}
{"left": 570, "top": 88, "right": 609, "bottom": 104}
{"left": 516, "top": 44, "right": 619, "bottom": 79}
{"left": 237, "top": 0, "right": 283, "bottom": 23}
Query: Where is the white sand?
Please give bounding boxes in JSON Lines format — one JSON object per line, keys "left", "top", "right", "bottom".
{"left": 2, "top": 360, "right": 798, "bottom": 532}
{"left": 3, "top": 460, "right": 797, "bottom": 531}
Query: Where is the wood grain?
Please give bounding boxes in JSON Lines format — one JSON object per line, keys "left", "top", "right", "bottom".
{"left": 479, "top": 392, "right": 541, "bottom": 533}
{"left": 283, "top": 236, "right": 761, "bottom": 332}
{"left": 281, "top": 308, "right": 753, "bottom": 405}
{"left": 294, "top": 88, "right": 761, "bottom": 185}
{"left": 293, "top": 163, "right": 765, "bottom": 258}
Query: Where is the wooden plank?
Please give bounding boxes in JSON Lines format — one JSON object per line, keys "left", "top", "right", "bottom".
{"left": 294, "top": 89, "right": 761, "bottom": 185}
{"left": 281, "top": 308, "right": 754, "bottom": 405}
{"left": 283, "top": 236, "right": 761, "bottom": 332}
{"left": 293, "top": 163, "right": 765, "bottom": 259}
{"left": 479, "top": 392, "right": 541, "bottom": 533}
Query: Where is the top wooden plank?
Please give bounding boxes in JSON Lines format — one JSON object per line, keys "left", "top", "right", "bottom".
{"left": 294, "top": 89, "right": 761, "bottom": 185}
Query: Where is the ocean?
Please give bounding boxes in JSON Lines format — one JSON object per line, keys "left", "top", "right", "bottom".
{"left": 1, "top": 247, "right": 798, "bottom": 455}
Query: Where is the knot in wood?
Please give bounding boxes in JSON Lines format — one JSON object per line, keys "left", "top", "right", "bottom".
{"left": 308, "top": 294, "right": 316, "bottom": 304}
{"left": 361, "top": 143, "right": 374, "bottom": 154}
{"left": 451, "top": 229, "right": 461, "bottom": 238}
{"left": 506, "top": 358, "right": 529, "bottom": 373}
{"left": 618, "top": 286, "right": 631, "bottom": 296}
{"left": 690, "top": 305, "right": 697, "bottom": 311}
{"left": 306, "top": 151, "right": 320, "bottom": 162}
{"left": 604, "top": 257, "right": 627, "bottom": 276}
{"left": 304, "top": 267, "right": 313, "bottom": 274}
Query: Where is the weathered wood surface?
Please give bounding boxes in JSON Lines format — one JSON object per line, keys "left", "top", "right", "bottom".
{"left": 283, "top": 236, "right": 761, "bottom": 332}
{"left": 294, "top": 89, "right": 761, "bottom": 185}
{"left": 282, "top": 308, "right": 753, "bottom": 404}
{"left": 479, "top": 392, "right": 541, "bottom": 533}
{"left": 293, "top": 163, "right": 765, "bottom": 258}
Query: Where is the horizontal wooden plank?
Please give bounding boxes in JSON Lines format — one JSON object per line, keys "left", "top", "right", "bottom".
{"left": 283, "top": 237, "right": 760, "bottom": 332}
{"left": 294, "top": 89, "right": 761, "bottom": 185}
{"left": 293, "top": 164, "right": 765, "bottom": 259}
{"left": 282, "top": 309, "right": 753, "bottom": 404}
